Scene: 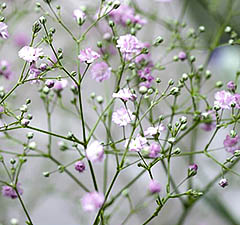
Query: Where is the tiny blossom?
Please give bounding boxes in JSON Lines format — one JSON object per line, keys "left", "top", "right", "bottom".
{"left": 91, "top": 62, "right": 111, "bottom": 82}
{"left": 112, "top": 88, "right": 137, "bottom": 101}
{"left": 21, "top": 119, "right": 30, "bottom": 126}
{"left": 188, "top": 164, "right": 198, "bottom": 177}
{"left": 0, "top": 60, "right": 12, "bottom": 79}
{"left": 73, "top": 9, "right": 86, "bottom": 25}
{"left": 81, "top": 191, "right": 104, "bottom": 212}
{"left": 112, "top": 107, "right": 135, "bottom": 126}
{"left": 223, "top": 134, "right": 240, "bottom": 153}
{"left": 109, "top": 4, "right": 146, "bottom": 26}
{"left": 18, "top": 46, "right": 43, "bottom": 63}
{"left": 178, "top": 51, "right": 187, "bottom": 61}
{"left": 138, "top": 67, "right": 155, "bottom": 88}
{"left": 53, "top": 79, "right": 68, "bottom": 92}
{"left": 39, "top": 63, "right": 48, "bottom": 71}
{"left": 74, "top": 161, "right": 85, "bottom": 173}
{"left": 0, "top": 22, "right": 9, "bottom": 39}
{"left": 144, "top": 124, "right": 166, "bottom": 136}
{"left": 227, "top": 81, "right": 236, "bottom": 92}
{"left": 14, "top": 33, "right": 29, "bottom": 48}
{"left": 86, "top": 141, "right": 104, "bottom": 163}
{"left": 116, "top": 34, "right": 141, "bottom": 60}
{"left": 28, "top": 63, "right": 41, "bottom": 83}
{"left": 218, "top": 178, "right": 228, "bottom": 188}
{"left": 45, "top": 80, "right": 55, "bottom": 88}
{"left": 233, "top": 94, "right": 240, "bottom": 109}
{"left": 2, "top": 183, "right": 23, "bottom": 199}
{"left": 214, "top": 90, "right": 234, "bottom": 109}
{"left": 149, "top": 142, "right": 161, "bottom": 158}
{"left": 148, "top": 180, "right": 161, "bottom": 194}
{"left": 126, "top": 135, "right": 147, "bottom": 152}
{"left": 78, "top": 48, "right": 100, "bottom": 64}
{"left": 200, "top": 111, "right": 216, "bottom": 132}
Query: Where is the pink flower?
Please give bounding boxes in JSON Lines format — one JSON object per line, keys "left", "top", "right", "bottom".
{"left": 53, "top": 79, "right": 68, "bottom": 92}
{"left": 0, "top": 60, "right": 12, "bottom": 79}
{"left": 138, "top": 67, "right": 155, "bottom": 88}
{"left": 200, "top": 111, "right": 216, "bottom": 132}
{"left": 223, "top": 135, "right": 240, "bottom": 153}
{"left": 14, "top": 32, "right": 29, "bottom": 48}
{"left": 86, "top": 141, "right": 104, "bottom": 163}
{"left": 126, "top": 135, "right": 147, "bottom": 152}
{"left": 214, "top": 90, "right": 234, "bottom": 109}
{"left": 18, "top": 46, "right": 43, "bottom": 63}
{"left": 178, "top": 51, "right": 187, "bottom": 61}
{"left": 116, "top": 34, "right": 141, "bottom": 60}
{"left": 81, "top": 191, "right": 104, "bottom": 212}
{"left": 2, "top": 183, "right": 23, "bottom": 199}
{"left": 28, "top": 63, "right": 41, "bottom": 83}
{"left": 0, "top": 22, "right": 9, "bottom": 39}
{"left": 144, "top": 124, "right": 166, "bottom": 136}
{"left": 73, "top": 9, "right": 86, "bottom": 25}
{"left": 78, "top": 48, "right": 100, "bottom": 64}
{"left": 149, "top": 142, "right": 161, "bottom": 158}
{"left": 91, "top": 62, "right": 111, "bottom": 82}
{"left": 109, "top": 4, "right": 146, "bottom": 26}
{"left": 227, "top": 81, "right": 236, "bottom": 92}
{"left": 148, "top": 180, "right": 161, "bottom": 194}
{"left": 233, "top": 94, "right": 240, "bottom": 109}
{"left": 45, "top": 80, "right": 55, "bottom": 88}
{"left": 112, "top": 107, "right": 135, "bottom": 126}
{"left": 112, "top": 88, "right": 137, "bottom": 101}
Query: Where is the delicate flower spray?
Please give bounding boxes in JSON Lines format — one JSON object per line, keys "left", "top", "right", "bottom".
{"left": 0, "top": 0, "right": 239, "bottom": 224}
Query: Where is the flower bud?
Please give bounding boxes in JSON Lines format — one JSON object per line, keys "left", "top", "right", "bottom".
{"left": 96, "top": 95, "right": 104, "bottom": 104}
{"left": 148, "top": 179, "right": 161, "bottom": 194}
{"left": 39, "top": 16, "right": 46, "bottom": 24}
{"left": 112, "top": 0, "right": 121, "bottom": 9}
{"left": 21, "top": 119, "right": 30, "bottom": 127}
{"left": 43, "top": 171, "right": 50, "bottom": 177}
{"left": 32, "top": 21, "right": 42, "bottom": 33}
{"left": 188, "top": 164, "right": 198, "bottom": 177}
{"left": 168, "top": 79, "right": 174, "bottom": 86}
{"left": 20, "top": 105, "right": 28, "bottom": 113}
{"left": 74, "top": 161, "right": 85, "bottom": 173}
{"left": 45, "top": 80, "right": 55, "bottom": 88}
{"left": 153, "top": 36, "right": 163, "bottom": 46}
{"left": 29, "top": 141, "right": 37, "bottom": 150}
{"left": 225, "top": 26, "right": 232, "bottom": 33}
{"left": 215, "top": 81, "right": 223, "bottom": 88}
{"left": 26, "top": 132, "right": 34, "bottom": 139}
{"left": 58, "top": 141, "right": 68, "bottom": 151}
{"left": 139, "top": 86, "right": 148, "bottom": 95}
{"left": 199, "top": 26, "right": 205, "bottom": 32}
{"left": 218, "top": 178, "right": 228, "bottom": 188}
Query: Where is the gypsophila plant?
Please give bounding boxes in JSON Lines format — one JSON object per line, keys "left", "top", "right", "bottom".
{"left": 0, "top": 0, "right": 240, "bottom": 224}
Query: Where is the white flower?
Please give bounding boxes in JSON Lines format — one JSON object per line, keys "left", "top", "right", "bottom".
{"left": 18, "top": 46, "right": 43, "bottom": 62}
{"left": 86, "top": 141, "right": 104, "bottom": 163}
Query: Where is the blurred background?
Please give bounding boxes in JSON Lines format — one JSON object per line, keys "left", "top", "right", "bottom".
{"left": 0, "top": 0, "right": 240, "bottom": 224}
